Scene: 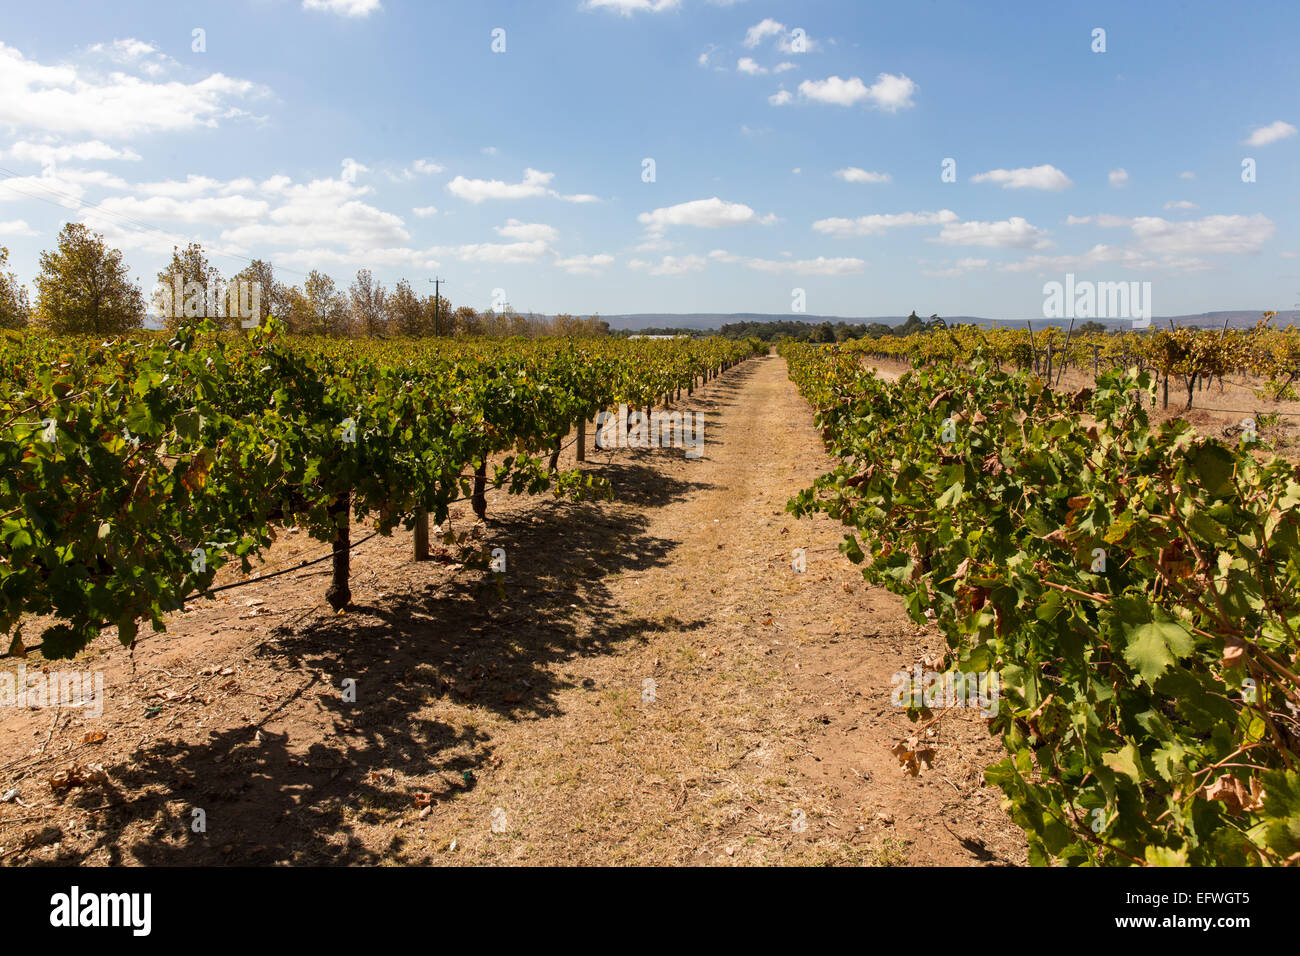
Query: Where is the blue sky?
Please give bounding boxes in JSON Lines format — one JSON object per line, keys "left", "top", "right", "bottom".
{"left": 0, "top": 0, "right": 1297, "bottom": 320}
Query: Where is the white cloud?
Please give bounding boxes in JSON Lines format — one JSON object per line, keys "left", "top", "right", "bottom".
{"left": 0, "top": 170, "right": 90, "bottom": 207}
{"left": 450, "top": 240, "right": 550, "bottom": 264}
{"left": 133, "top": 175, "right": 221, "bottom": 198}
{"left": 495, "top": 219, "right": 558, "bottom": 242}
{"left": 7, "top": 139, "right": 141, "bottom": 165}
{"left": 744, "top": 18, "right": 787, "bottom": 47}
{"left": 746, "top": 256, "right": 865, "bottom": 275}
{"left": 998, "top": 245, "right": 1157, "bottom": 274}
{"left": 50, "top": 167, "right": 131, "bottom": 190}
{"left": 88, "top": 38, "right": 157, "bottom": 60}
{"left": 260, "top": 175, "right": 292, "bottom": 194}
{"left": 934, "top": 217, "right": 1052, "bottom": 250}
{"left": 555, "top": 253, "right": 614, "bottom": 275}
{"left": 773, "top": 62, "right": 796, "bottom": 73}
{"left": 278, "top": 246, "right": 440, "bottom": 270}
{"left": 628, "top": 254, "right": 707, "bottom": 276}
{"left": 84, "top": 218, "right": 242, "bottom": 258}
{"left": 1095, "top": 213, "right": 1132, "bottom": 228}
{"left": 340, "top": 158, "right": 369, "bottom": 184}
{"left": 1178, "top": 171, "right": 1196, "bottom": 180}
{"left": 812, "top": 209, "right": 958, "bottom": 237}
{"left": 349, "top": 247, "right": 440, "bottom": 268}
{"left": 446, "top": 168, "right": 552, "bottom": 202}
{"left": 412, "top": 158, "right": 443, "bottom": 175}
{"left": 0, "top": 41, "right": 263, "bottom": 138}
{"left": 971, "top": 164, "right": 1072, "bottom": 191}
{"left": 638, "top": 196, "right": 774, "bottom": 233}
{"left": 128, "top": 175, "right": 258, "bottom": 198}
{"left": 1128, "top": 213, "right": 1274, "bottom": 256}
{"left": 302, "top": 0, "right": 383, "bottom": 17}
{"left": 797, "top": 73, "right": 916, "bottom": 111}
{"left": 87, "top": 194, "right": 270, "bottom": 227}
{"left": 743, "top": 18, "right": 817, "bottom": 53}
{"left": 689, "top": 247, "right": 864, "bottom": 275}
{"left": 86, "top": 38, "right": 176, "bottom": 77}
{"left": 1163, "top": 200, "right": 1198, "bottom": 211}
{"left": 0, "top": 219, "right": 36, "bottom": 236}
{"left": 446, "top": 168, "right": 595, "bottom": 204}
{"left": 834, "top": 167, "right": 891, "bottom": 184}
{"left": 1108, "top": 168, "right": 1129, "bottom": 188}
{"left": 921, "top": 257, "right": 989, "bottom": 277}
{"left": 777, "top": 31, "right": 817, "bottom": 54}
{"left": 997, "top": 213, "right": 1275, "bottom": 275}
{"left": 737, "top": 57, "right": 766, "bottom": 75}
{"left": 412, "top": 205, "right": 438, "bottom": 217}
{"left": 582, "top": 0, "right": 681, "bottom": 14}
{"left": 1244, "top": 120, "right": 1297, "bottom": 147}
{"left": 768, "top": 89, "right": 793, "bottom": 106}
{"left": 221, "top": 176, "right": 409, "bottom": 248}
{"left": 1065, "top": 215, "right": 1092, "bottom": 225}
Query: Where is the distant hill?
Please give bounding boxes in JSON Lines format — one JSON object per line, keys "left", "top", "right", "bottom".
{"left": 599, "top": 311, "right": 1300, "bottom": 332}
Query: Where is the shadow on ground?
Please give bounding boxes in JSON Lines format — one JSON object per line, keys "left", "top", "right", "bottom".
{"left": 34, "top": 414, "right": 733, "bottom": 865}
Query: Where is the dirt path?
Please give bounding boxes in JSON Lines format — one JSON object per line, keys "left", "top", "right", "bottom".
{"left": 0, "top": 355, "right": 1025, "bottom": 866}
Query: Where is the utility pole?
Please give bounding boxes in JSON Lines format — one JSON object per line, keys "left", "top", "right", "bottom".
{"left": 428, "top": 277, "right": 445, "bottom": 335}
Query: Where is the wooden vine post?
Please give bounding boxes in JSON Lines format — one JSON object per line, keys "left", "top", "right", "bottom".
{"left": 413, "top": 508, "right": 430, "bottom": 561}
{"left": 326, "top": 491, "right": 352, "bottom": 611}
{"left": 472, "top": 459, "right": 488, "bottom": 520}
{"left": 576, "top": 418, "right": 586, "bottom": 462}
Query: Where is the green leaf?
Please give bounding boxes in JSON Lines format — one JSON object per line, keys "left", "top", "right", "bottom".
{"left": 1103, "top": 742, "right": 1142, "bottom": 781}
{"left": 1123, "top": 620, "right": 1195, "bottom": 685}
{"left": 1186, "top": 443, "right": 1235, "bottom": 498}
{"left": 936, "top": 480, "right": 964, "bottom": 509}
{"left": 1143, "top": 845, "right": 1188, "bottom": 866}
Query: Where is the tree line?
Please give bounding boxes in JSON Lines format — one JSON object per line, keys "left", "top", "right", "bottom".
{"left": 715, "top": 312, "right": 941, "bottom": 343}
{"left": 0, "top": 223, "right": 610, "bottom": 338}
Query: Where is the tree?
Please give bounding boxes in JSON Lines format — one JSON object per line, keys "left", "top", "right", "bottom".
{"left": 274, "top": 283, "right": 315, "bottom": 333}
{"left": 0, "top": 246, "right": 30, "bottom": 329}
{"left": 388, "top": 279, "right": 424, "bottom": 336}
{"left": 268, "top": 280, "right": 311, "bottom": 331}
{"left": 505, "top": 306, "right": 528, "bottom": 337}
{"left": 895, "top": 311, "right": 926, "bottom": 336}
{"left": 348, "top": 269, "right": 389, "bottom": 336}
{"left": 450, "top": 305, "right": 478, "bottom": 336}
{"left": 302, "top": 270, "right": 348, "bottom": 335}
{"left": 810, "top": 321, "right": 835, "bottom": 343}
{"left": 154, "top": 243, "right": 224, "bottom": 329}
{"left": 229, "top": 259, "right": 275, "bottom": 327}
{"left": 34, "top": 223, "right": 144, "bottom": 334}
{"left": 1078, "top": 320, "right": 1109, "bottom": 334}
